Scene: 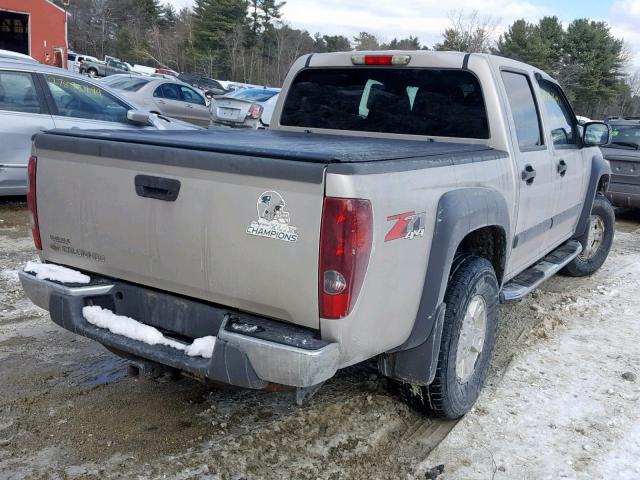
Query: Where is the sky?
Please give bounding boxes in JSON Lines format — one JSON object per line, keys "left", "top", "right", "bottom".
{"left": 165, "top": 0, "right": 640, "bottom": 70}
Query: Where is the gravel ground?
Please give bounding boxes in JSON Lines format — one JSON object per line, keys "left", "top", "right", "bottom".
{"left": 0, "top": 198, "right": 638, "bottom": 479}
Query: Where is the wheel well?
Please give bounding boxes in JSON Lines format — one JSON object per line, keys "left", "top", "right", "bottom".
{"left": 597, "top": 174, "right": 610, "bottom": 194}
{"left": 454, "top": 226, "right": 506, "bottom": 283}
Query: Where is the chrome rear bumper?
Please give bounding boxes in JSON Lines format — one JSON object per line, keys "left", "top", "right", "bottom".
{"left": 19, "top": 268, "right": 338, "bottom": 388}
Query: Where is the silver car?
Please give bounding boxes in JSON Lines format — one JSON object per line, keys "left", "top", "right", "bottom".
{"left": 0, "top": 61, "right": 199, "bottom": 196}
{"left": 211, "top": 87, "right": 280, "bottom": 128}
{"left": 105, "top": 76, "right": 212, "bottom": 127}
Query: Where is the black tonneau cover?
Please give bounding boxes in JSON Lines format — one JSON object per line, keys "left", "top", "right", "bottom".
{"left": 39, "top": 127, "right": 499, "bottom": 164}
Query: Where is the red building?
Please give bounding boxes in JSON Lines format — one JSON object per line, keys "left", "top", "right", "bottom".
{"left": 0, "top": 0, "right": 68, "bottom": 67}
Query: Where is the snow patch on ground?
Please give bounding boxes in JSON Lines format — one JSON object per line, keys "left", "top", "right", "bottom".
{"left": 0, "top": 269, "right": 19, "bottom": 283}
{"left": 24, "top": 262, "right": 90, "bottom": 284}
{"left": 82, "top": 306, "right": 216, "bottom": 359}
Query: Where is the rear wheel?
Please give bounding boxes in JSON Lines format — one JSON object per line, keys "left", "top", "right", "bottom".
{"left": 88, "top": 68, "right": 98, "bottom": 78}
{"left": 562, "top": 194, "right": 614, "bottom": 277}
{"left": 399, "top": 256, "right": 499, "bottom": 419}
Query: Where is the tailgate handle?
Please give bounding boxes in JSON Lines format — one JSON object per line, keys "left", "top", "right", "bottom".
{"left": 134, "top": 175, "right": 181, "bottom": 202}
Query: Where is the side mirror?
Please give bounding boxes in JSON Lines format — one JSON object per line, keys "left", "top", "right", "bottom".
{"left": 127, "top": 110, "right": 153, "bottom": 126}
{"left": 583, "top": 121, "right": 611, "bottom": 147}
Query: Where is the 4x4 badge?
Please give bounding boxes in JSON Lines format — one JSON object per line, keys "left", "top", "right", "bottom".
{"left": 246, "top": 191, "right": 299, "bottom": 243}
{"left": 385, "top": 211, "right": 426, "bottom": 242}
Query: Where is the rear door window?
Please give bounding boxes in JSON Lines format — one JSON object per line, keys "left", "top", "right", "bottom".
{"left": 0, "top": 71, "right": 43, "bottom": 114}
{"left": 501, "top": 71, "right": 543, "bottom": 150}
{"left": 280, "top": 68, "right": 489, "bottom": 138}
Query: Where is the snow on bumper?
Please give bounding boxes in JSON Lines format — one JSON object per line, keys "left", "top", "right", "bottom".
{"left": 18, "top": 267, "right": 339, "bottom": 389}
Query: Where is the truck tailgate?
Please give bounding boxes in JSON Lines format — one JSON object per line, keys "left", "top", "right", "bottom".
{"left": 33, "top": 132, "right": 326, "bottom": 329}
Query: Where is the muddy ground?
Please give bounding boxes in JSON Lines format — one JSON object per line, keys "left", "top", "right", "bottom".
{"left": 0, "top": 197, "right": 639, "bottom": 479}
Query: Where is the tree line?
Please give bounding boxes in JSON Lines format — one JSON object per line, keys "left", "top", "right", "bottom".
{"left": 56, "top": 1, "right": 639, "bottom": 118}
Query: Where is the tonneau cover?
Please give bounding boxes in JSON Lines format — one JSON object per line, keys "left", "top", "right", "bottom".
{"left": 39, "top": 127, "right": 496, "bottom": 164}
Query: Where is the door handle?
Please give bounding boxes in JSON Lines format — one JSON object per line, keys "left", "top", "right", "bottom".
{"left": 521, "top": 164, "right": 536, "bottom": 185}
{"left": 557, "top": 159, "right": 568, "bottom": 177}
{"left": 156, "top": 99, "right": 166, "bottom": 104}
{"left": 134, "top": 175, "right": 181, "bottom": 202}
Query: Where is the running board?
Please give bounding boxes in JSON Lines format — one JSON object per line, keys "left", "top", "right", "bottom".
{"left": 500, "top": 240, "right": 582, "bottom": 303}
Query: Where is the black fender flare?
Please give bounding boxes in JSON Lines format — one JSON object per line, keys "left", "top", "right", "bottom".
{"left": 574, "top": 153, "right": 611, "bottom": 240}
{"left": 379, "top": 188, "right": 510, "bottom": 385}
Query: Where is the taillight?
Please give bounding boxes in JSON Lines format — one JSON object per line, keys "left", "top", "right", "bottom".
{"left": 351, "top": 54, "right": 411, "bottom": 66}
{"left": 247, "top": 104, "right": 263, "bottom": 119}
{"left": 319, "top": 198, "right": 373, "bottom": 319}
{"left": 27, "top": 155, "right": 42, "bottom": 250}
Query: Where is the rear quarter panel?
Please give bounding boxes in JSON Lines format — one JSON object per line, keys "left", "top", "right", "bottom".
{"left": 322, "top": 154, "right": 514, "bottom": 367}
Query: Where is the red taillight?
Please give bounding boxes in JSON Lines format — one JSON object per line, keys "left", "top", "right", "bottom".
{"left": 247, "top": 104, "right": 263, "bottom": 119}
{"left": 365, "top": 55, "right": 393, "bottom": 65}
{"left": 27, "top": 156, "right": 42, "bottom": 250}
{"left": 319, "top": 198, "right": 373, "bottom": 319}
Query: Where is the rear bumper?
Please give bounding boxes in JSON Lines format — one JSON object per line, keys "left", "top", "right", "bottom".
{"left": 19, "top": 269, "right": 338, "bottom": 389}
{"left": 0, "top": 164, "right": 27, "bottom": 196}
{"left": 606, "top": 182, "right": 640, "bottom": 208}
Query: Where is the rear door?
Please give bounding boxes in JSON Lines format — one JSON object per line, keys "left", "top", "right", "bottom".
{"left": 0, "top": 70, "right": 55, "bottom": 191}
{"left": 537, "top": 80, "right": 587, "bottom": 249}
{"left": 178, "top": 85, "right": 211, "bottom": 126}
{"left": 499, "top": 70, "right": 555, "bottom": 274}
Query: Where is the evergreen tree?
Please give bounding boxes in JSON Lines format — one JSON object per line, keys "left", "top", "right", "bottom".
{"left": 323, "top": 35, "right": 351, "bottom": 52}
{"left": 496, "top": 19, "right": 549, "bottom": 69}
{"left": 561, "top": 19, "right": 625, "bottom": 115}
{"left": 383, "top": 36, "right": 421, "bottom": 50}
{"left": 193, "top": 0, "right": 248, "bottom": 53}
{"left": 353, "top": 32, "right": 380, "bottom": 51}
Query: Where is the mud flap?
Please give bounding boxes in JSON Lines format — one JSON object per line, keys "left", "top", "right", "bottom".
{"left": 378, "top": 303, "right": 446, "bottom": 385}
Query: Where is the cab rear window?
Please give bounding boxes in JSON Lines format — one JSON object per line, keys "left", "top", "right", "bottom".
{"left": 280, "top": 68, "right": 489, "bottom": 138}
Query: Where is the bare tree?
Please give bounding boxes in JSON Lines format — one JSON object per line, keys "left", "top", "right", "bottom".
{"left": 434, "top": 9, "right": 501, "bottom": 53}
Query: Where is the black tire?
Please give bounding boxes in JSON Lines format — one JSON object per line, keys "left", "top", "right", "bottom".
{"left": 88, "top": 68, "right": 98, "bottom": 78}
{"left": 562, "top": 194, "right": 615, "bottom": 277}
{"left": 399, "top": 256, "right": 499, "bottom": 419}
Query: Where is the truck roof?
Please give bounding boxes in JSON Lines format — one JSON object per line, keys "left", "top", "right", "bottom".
{"left": 39, "top": 128, "right": 501, "bottom": 164}
{"left": 302, "top": 50, "right": 553, "bottom": 82}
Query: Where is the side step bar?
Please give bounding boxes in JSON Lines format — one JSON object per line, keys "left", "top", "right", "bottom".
{"left": 500, "top": 240, "right": 582, "bottom": 303}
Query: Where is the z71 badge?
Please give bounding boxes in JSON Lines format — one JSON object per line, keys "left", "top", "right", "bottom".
{"left": 385, "top": 211, "right": 426, "bottom": 242}
{"left": 246, "top": 191, "right": 299, "bottom": 243}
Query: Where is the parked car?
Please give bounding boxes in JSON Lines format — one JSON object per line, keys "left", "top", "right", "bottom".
{"left": 0, "top": 61, "right": 199, "bottom": 196}
{"left": 178, "top": 73, "right": 228, "bottom": 97}
{"left": 155, "top": 67, "right": 178, "bottom": 77}
{"left": 80, "top": 58, "right": 131, "bottom": 78}
{"left": 0, "top": 49, "right": 37, "bottom": 64}
{"left": 108, "top": 76, "right": 211, "bottom": 127}
{"left": 67, "top": 54, "right": 100, "bottom": 74}
{"left": 601, "top": 117, "right": 640, "bottom": 208}
{"left": 211, "top": 87, "right": 280, "bottom": 128}
{"left": 20, "top": 52, "right": 613, "bottom": 420}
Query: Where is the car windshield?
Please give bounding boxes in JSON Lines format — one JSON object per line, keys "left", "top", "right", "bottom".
{"left": 109, "top": 78, "right": 150, "bottom": 92}
{"left": 227, "top": 88, "right": 279, "bottom": 102}
{"left": 610, "top": 125, "right": 640, "bottom": 146}
{"left": 280, "top": 68, "right": 489, "bottom": 138}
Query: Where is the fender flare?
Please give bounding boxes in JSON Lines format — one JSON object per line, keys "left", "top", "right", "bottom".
{"left": 379, "top": 188, "right": 510, "bottom": 385}
{"left": 574, "top": 153, "right": 611, "bottom": 240}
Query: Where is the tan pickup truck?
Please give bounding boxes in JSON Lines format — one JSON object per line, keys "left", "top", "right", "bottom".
{"left": 20, "top": 51, "right": 614, "bottom": 419}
